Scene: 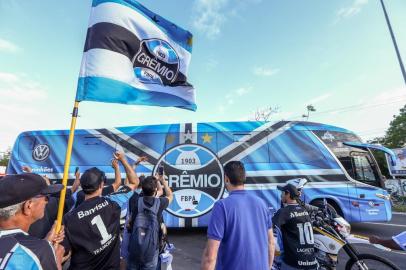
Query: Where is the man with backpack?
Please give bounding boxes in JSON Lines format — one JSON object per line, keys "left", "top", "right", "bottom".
{"left": 126, "top": 174, "right": 173, "bottom": 270}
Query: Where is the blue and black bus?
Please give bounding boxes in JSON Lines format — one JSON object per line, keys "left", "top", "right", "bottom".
{"left": 7, "top": 121, "right": 394, "bottom": 227}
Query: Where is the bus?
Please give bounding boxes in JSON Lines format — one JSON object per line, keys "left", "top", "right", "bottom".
{"left": 7, "top": 121, "right": 394, "bottom": 227}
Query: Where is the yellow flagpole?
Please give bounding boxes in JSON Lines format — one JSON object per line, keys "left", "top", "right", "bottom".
{"left": 56, "top": 101, "right": 80, "bottom": 232}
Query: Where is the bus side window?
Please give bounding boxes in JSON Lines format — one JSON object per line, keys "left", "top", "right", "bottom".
{"left": 352, "top": 155, "right": 377, "bottom": 183}
{"left": 337, "top": 156, "right": 356, "bottom": 179}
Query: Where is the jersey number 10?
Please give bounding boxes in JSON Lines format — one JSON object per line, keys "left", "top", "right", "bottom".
{"left": 297, "top": 222, "right": 314, "bottom": 245}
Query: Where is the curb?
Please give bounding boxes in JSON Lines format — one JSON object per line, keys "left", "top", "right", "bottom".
{"left": 393, "top": 212, "right": 406, "bottom": 215}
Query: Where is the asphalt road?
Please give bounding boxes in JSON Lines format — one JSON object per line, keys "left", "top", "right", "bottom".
{"left": 169, "top": 213, "right": 406, "bottom": 270}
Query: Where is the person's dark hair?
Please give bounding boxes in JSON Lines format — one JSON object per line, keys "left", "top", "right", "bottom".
{"left": 138, "top": 175, "right": 145, "bottom": 189}
{"left": 142, "top": 176, "right": 158, "bottom": 196}
{"left": 80, "top": 167, "right": 106, "bottom": 195}
{"left": 285, "top": 190, "right": 298, "bottom": 200}
{"left": 224, "top": 161, "right": 246, "bottom": 186}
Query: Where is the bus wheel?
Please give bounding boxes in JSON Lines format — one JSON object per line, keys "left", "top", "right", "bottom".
{"left": 311, "top": 199, "right": 340, "bottom": 218}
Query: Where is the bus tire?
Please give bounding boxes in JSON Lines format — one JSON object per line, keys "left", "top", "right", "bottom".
{"left": 311, "top": 199, "right": 340, "bottom": 217}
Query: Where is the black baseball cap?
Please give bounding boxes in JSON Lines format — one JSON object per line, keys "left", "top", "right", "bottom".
{"left": 80, "top": 167, "right": 106, "bottom": 192}
{"left": 277, "top": 183, "right": 300, "bottom": 198}
{"left": 0, "top": 173, "right": 63, "bottom": 208}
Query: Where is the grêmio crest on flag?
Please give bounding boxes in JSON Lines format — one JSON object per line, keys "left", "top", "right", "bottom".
{"left": 76, "top": 0, "right": 196, "bottom": 111}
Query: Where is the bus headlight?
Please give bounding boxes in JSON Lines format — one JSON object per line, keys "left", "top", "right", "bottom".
{"left": 375, "top": 193, "right": 390, "bottom": 200}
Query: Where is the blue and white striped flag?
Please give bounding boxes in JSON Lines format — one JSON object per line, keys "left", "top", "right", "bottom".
{"left": 76, "top": 0, "right": 196, "bottom": 111}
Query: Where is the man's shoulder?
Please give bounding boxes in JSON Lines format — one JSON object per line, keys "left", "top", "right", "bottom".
{"left": 14, "top": 234, "right": 54, "bottom": 255}
{"left": 1, "top": 234, "right": 57, "bottom": 270}
{"left": 244, "top": 193, "right": 268, "bottom": 210}
{"left": 213, "top": 197, "right": 226, "bottom": 207}
{"left": 274, "top": 205, "right": 290, "bottom": 216}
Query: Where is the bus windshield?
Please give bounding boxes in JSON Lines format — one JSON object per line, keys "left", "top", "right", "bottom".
{"left": 313, "top": 130, "right": 381, "bottom": 186}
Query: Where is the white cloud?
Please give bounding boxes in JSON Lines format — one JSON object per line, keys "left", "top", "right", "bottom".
{"left": 205, "top": 58, "right": 219, "bottom": 71}
{"left": 337, "top": 0, "right": 368, "bottom": 20}
{"left": 219, "top": 86, "right": 252, "bottom": 114}
{"left": 301, "top": 86, "right": 406, "bottom": 141}
{"left": 0, "top": 38, "right": 20, "bottom": 53}
{"left": 370, "top": 87, "right": 406, "bottom": 103}
{"left": 0, "top": 72, "right": 19, "bottom": 82}
{"left": 253, "top": 66, "right": 280, "bottom": 77}
{"left": 304, "top": 93, "right": 333, "bottom": 105}
{"left": 0, "top": 72, "right": 47, "bottom": 102}
{"left": 192, "top": 0, "right": 263, "bottom": 39}
{"left": 0, "top": 72, "right": 50, "bottom": 150}
{"left": 192, "top": 0, "right": 228, "bottom": 39}
{"left": 236, "top": 87, "right": 251, "bottom": 96}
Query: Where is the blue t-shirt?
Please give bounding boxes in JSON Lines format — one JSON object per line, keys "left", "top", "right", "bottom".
{"left": 208, "top": 190, "right": 272, "bottom": 270}
{"left": 0, "top": 229, "right": 58, "bottom": 270}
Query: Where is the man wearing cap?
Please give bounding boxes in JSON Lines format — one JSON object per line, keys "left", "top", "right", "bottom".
{"left": 0, "top": 173, "right": 65, "bottom": 270}
{"left": 62, "top": 152, "right": 139, "bottom": 270}
{"left": 272, "top": 183, "right": 318, "bottom": 270}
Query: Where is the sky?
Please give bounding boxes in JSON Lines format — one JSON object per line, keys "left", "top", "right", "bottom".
{"left": 0, "top": 0, "right": 406, "bottom": 151}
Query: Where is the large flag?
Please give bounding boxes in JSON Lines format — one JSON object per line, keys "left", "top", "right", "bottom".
{"left": 76, "top": 0, "right": 196, "bottom": 111}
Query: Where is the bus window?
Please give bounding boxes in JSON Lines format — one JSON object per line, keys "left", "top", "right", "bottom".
{"left": 351, "top": 153, "right": 378, "bottom": 184}
{"left": 314, "top": 130, "right": 382, "bottom": 186}
{"left": 338, "top": 152, "right": 380, "bottom": 186}
{"left": 337, "top": 156, "right": 356, "bottom": 179}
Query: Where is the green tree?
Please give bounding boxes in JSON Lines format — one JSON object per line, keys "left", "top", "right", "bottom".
{"left": 0, "top": 149, "right": 11, "bottom": 167}
{"left": 371, "top": 150, "right": 390, "bottom": 178}
{"left": 369, "top": 105, "right": 406, "bottom": 178}
{"left": 384, "top": 104, "right": 406, "bottom": 148}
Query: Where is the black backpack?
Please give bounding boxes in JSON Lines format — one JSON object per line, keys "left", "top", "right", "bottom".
{"left": 128, "top": 197, "right": 160, "bottom": 263}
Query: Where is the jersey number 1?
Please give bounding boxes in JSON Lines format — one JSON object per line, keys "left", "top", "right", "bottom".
{"left": 91, "top": 215, "right": 113, "bottom": 245}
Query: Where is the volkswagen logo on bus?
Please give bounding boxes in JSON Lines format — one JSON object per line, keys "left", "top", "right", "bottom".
{"left": 153, "top": 144, "right": 224, "bottom": 218}
{"left": 32, "top": 144, "right": 50, "bottom": 161}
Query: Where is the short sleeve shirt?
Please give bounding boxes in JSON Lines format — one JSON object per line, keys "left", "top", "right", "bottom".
{"left": 207, "top": 190, "right": 272, "bottom": 270}
{"left": 63, "top": 191, "right": 133, "bottom": 270}
{"left": 0, "top": 229, "right": 58, "bottom": 270}
{"left": 272, "top": 204, "right": 318, "bottom": 269}
{"left": 393, "top": 231, "right": 406, "bottom": 251}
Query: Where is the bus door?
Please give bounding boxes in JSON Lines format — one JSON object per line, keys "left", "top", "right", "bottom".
{"left": 350, "top": 152, "right": 388, "bottom": 221}
{"left": 343, "top": 142, "right": 394, "bottom": 222}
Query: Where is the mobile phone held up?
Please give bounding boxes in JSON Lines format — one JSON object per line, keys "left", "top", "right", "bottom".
{"left": 158, "top": 165, "right": 164, "bottom": 176}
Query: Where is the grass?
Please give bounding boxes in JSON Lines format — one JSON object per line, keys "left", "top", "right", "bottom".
{"left": 392, "top": 204, "right": 406, "bottom": 212}
{"left": 392, "top": 196, "right": 406, "bottom": 212}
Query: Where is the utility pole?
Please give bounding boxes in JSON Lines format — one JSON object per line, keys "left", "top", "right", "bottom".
{"left": 380, "top": 0, "right": 406, "bottom": 86}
